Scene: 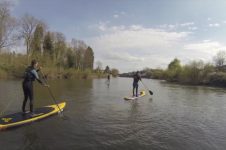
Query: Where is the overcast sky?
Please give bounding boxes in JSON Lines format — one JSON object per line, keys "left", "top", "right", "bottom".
{"left": 3, "top": 0, "right": 226, "bottom": 72}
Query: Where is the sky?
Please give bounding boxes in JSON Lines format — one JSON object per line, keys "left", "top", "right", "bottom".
{"left": 2, "top": 0, "right": 226, "bottom": 72}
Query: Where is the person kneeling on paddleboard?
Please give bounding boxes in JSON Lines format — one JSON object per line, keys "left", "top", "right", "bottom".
{"left": 22, "top": 59, "right": 48, "bottom": 115}
{"left": 133, "top": 71, "right": 141, "bottom": 97}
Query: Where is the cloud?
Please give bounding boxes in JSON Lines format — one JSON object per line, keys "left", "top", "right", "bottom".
{"left": 96, "top": 21, "right": 110, "bottom": 31}
{"left": 209, "top": 23, "right": 220, "bottom": 27}
{"left": 105, "top": 52, "right": 144, "bottom": 62}
{"left": 95, "top": 21, "right": 126, "bottom": 32}
{"left": 188, "top": 26, "right": 198, "bottom": 30}
{"left": 129, "top": 25, "right": 143, "bottom": 30}
{"left": 112, "top": 11, "right": 126, "bottom": 19}
{"left": 113, "top": 14, "right": 119, "bottom": 18}
{"left": 87, "top": 24, "right": 191, "bottom": 71}
{"left": 159, "top": 24, "right": 176, "bottom": 30}
{"left": 159, "top": 22, "right": 195, "bottom": 30}
{"left": 91, "top": 25, "right": 190, "bottom": 51}
{"left": 87, "top": 22, "right": 226, "bottom": 72}
{"left": 98, "top": 23, "right": 107, "bottom": 31}
{"left": 184, "top": 40, "right": 226, "bottom": 52}
{"left": 120, "top": 11, "right": 126, "bottom": 15}
{"left": 180, "top": 22, "right": 194, "bottom": 27}
{"left": 183, "top": 40, "right": 226, "bottom": 61}
{"left": 207, "top": 18, "right": 212, "bottom": 21}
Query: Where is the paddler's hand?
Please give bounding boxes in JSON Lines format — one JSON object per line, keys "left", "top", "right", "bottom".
{"left": 36, "top": 66, "right": 42, "bottom": 72}
{"left": 38, "top": 66, "right": 42, "bottom": 70}
{"left": 44, "top": 84, "right": 49, "bottom": 87}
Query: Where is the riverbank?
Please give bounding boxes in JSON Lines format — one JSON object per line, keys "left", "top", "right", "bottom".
{"left": 119, "top": 58, "right": 226, "bottom": 88}
{"left": 0, "top": 66, "right": 108, "bottom": 80}
{"left": 0, "top": 52, "right": 114, "bottom": 80}
{"left": 119, "top": 73, "right": 226, "bottom": 89}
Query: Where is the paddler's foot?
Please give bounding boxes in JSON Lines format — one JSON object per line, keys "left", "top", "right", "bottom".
{"left": 30, "top": 112, "right": 36, "bottom": 117}
{"left": 22, "top": 111, "right": 30, "bottom": 115}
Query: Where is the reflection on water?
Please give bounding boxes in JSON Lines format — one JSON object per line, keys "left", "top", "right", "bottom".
{"left": 19, "top": 126, "right": 47, "bottom": 150}
{"left": 0, "top": 78, "right": 226, "bottom": 150}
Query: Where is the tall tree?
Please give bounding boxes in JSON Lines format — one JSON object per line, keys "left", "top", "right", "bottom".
{"left": 75, "top": 49, "right": 83, "bottom": 70}
{"left": 83, "top": 46, "right": 94, "bottom": 70}
{"left": 20, "top": 14, "right": 39, "bottom": 59}
{"left": 168, "top": 58, "right": 181, "bottom": 70}
{"left": 71, "top": 38, "right": 87, "bottom": 50}
{"left": 43, "top": 31, "right": 54, "bottom": 58}
{"left": 0, "top": 2, "right": 18, "bottom": 51}
{"left": 66, "top": 48, "right": 75, "bottom": 68}
{"left": 213, "top": 50, "right": 226, "bottom": 68}
{"left": 53, "top": 32, "right": 66, "bottom": 68}
{"left": 111, "top": 68, "right": 119, "bottom": 77}
{"left": 167, "top": 58, "right": 182, "bottom": 81}
{"left": 30, "top": 24, "right": 44, "bottom": 55}
{"left": 71, "top": 38, "right": 87, "bottom": 70}
{"left": 104, "top": 66, "right": 110, "bottom": 73}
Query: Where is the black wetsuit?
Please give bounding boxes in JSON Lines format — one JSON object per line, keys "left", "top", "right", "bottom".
{"left": 22, "top": 66, "right": 43, "bottom": 113}
{"left": 107, "top": 75, "right": 110, "bottom": 81}
{"left": 133, "top": 73, "right": 141, "bottom": 97}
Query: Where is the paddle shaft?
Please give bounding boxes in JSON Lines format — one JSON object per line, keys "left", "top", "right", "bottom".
{"left": 39, "top": 70, "right": 62, "bottom": 113}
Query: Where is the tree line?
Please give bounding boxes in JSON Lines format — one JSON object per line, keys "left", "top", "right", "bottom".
{"left": 0, "top": 2, "right": 121, "bottom": 79}
{"left": 0, "top": 2, "right": 94, "bottom": 71}
{"left": 120, "top": 50, "right": 226, "bottom": 87}
{"left": 146, "top": 50, "right": 226, "bottom": 87}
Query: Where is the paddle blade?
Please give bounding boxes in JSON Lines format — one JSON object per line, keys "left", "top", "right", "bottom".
{"left": 149, "top": 90, "right": 153, "bottom": 95}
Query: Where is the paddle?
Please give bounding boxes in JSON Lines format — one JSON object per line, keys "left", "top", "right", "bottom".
{"left": 39, "top": 69, "right": 64, "bottom": 116}
{"left": 140, "top": 80, "right": 153, "bottom": 95}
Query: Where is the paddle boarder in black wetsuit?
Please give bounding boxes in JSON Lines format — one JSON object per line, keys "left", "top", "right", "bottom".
{"left": 133, "top": 71, "right": 141, "bottom": 97}
{"left": 22, "top": 59, "right": 48, "bottom": 115}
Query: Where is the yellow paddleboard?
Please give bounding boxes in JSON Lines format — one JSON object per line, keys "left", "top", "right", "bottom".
{"left": 0, "top": 102, "right": 66, "bottom": 130}
{"left": 124, "top": 91, "right": 146, "bottom": 100}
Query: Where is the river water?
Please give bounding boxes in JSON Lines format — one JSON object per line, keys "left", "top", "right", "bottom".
{"left": 0, "top": 78, "right": 226, "bottom": 150}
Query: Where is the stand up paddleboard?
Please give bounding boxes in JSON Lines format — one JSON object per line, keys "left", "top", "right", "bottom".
{"left": 124, "top": 91, "right": 146, "bottom": 100}
{"left": 0, "top": 102, "right": 66, "bottom": 130}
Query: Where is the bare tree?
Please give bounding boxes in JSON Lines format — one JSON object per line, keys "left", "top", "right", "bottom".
{"left": 52, "top": 32, "right": 66, "bottom": 64}
{"left": 0, "top": 2, "right": 19, "bottom": 51}
{"left": 111, "top": 68, "right": 119, "bottom": 77}
{"left": 31, "top": 21, "right": 47, "bottom": 56}
{"left": 20, "top": 14, "right": 40, "bottom": 59}
{"left": 71, "top": 38, "right": 87, "bottom": 70}
{"left": 71, "top": 38, "right": 87, "bottom": 50}
{"left": 213, "top": 50, "right": 226, "bottom": 67}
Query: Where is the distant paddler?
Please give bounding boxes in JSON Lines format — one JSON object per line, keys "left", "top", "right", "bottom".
{"left": 133, "top": 71, "right": 141, "bottom": 97}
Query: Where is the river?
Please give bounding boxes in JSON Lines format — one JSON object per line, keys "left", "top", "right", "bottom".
{"left": 0, "top": 78, "right": 226, "bottom": 150}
